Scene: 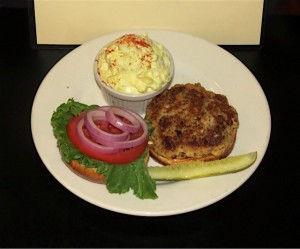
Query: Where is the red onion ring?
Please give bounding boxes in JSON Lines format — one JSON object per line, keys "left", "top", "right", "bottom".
{"left": 106, "top": 107, "right": 141, "bottom": 133}
{"left": 111, "top": 109, "right": 148, "bottom": 149}
{"left": 76, "top": 106, "right": 148, "bottom": 154}
{"left": 84, "top": 109, "right": 129, "bottom": 146}
{"left": 77, "top": 118, "right": 120, "bottom": 154}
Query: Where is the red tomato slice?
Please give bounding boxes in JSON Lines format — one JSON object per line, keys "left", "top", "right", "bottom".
{"left": 66, "top": 113, "right": 147, "bottom": 164}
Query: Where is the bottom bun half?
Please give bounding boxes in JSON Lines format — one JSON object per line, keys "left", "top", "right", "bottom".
{"left": 65, "top": 150, "right": 150, "bottom": 184}
{"left": 148, "top": 138, "right": 236, "bottom": 165}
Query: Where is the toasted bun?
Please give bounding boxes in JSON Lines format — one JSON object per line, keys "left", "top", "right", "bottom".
{"left": 68, "top": 160, "right": 106, "bottom": 184}
{"left": 145, "top": 83, "right": 239, "bottom": 165}
{"left": 64, "top": 150, "right": 150, "bottom": 184}
{"left": 148, "top": 136, "right": 236, "bottom": 165}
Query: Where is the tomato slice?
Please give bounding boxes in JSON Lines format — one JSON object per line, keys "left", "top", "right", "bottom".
{"left": 66, "top": 113, "right": 147, "bottom": 164}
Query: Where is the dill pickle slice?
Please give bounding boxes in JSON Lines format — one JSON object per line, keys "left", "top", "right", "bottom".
{"left": 147, "top": 152, "right": 257, "bottom": 181}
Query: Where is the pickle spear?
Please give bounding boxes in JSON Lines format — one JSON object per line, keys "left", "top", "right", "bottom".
{"left": 147, "top": 151, "right": 257, "bottom": 181}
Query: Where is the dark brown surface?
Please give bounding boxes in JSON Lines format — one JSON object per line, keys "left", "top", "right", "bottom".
{"left": 1, "top": 5, "right": 300, "bottom": 248}
{"left": 145, "top": 83, "right": 238, "bottom": 162}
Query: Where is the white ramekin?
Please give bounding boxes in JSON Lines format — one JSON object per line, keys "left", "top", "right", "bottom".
{"left": 93, "top": 48, "right": 174, "bottom": 115}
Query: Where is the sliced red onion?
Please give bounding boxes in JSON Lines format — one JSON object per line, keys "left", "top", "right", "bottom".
{"left": 76, "top": 106, "right": 148, "bottom": 153}
{"left": 98, "top": 106, "right": 111, "bottom": 111}
{"left": 106, "top": 107, "right": 140, "bottom": 133}
{"left": 84, "top": 109, "right": 129, "bottom": 146}
{"left": 111, "top": 109, "right": 148, "bottom": 149}
{"left": 77, "top": 118, "right": 120, "bottom": 154}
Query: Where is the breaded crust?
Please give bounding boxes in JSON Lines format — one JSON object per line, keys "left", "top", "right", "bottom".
{"left": 145, "top": 83, "right": 239, "bottom": 164}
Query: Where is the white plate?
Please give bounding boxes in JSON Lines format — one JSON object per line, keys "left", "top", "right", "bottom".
{"left": 31, "top": 30, "right": 271, "bottom": 217}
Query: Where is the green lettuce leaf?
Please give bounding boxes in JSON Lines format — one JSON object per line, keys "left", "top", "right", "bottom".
{"left": 51, "top": 98, "right": 157, "bottom": 199}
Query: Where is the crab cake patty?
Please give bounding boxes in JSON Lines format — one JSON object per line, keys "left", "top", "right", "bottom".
{"left": 145, "top": 83, "right": 239, "bottom": 164}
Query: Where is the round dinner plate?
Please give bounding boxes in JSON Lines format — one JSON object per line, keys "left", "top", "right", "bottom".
{"left": 31, "top": 30, "right": 271, "bottom": 217}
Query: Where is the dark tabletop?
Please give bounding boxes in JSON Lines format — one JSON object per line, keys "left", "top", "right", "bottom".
{"left": 1, "top": 5, "right": 300, "bottom": 248}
